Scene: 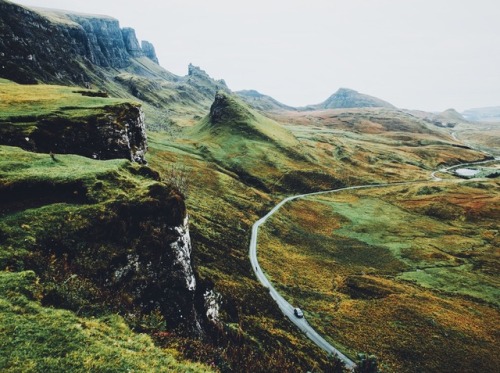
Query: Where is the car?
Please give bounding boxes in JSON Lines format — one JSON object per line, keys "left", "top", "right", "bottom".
{"left": 293, "top": 307, "right": 304, "bottom": 318}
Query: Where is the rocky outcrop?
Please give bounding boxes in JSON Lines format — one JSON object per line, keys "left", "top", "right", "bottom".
{"left": 141, "top": 40, "right": 159, "bottom": 64}
{"left": 203, "top": 289, "right": 222, "bottom": 325}
{"left": 121, "top": 27, "right": 144, "bottom": 58}
{"left": 111, "top": 209, "right": 202, "bottom": 332}
{"left": 209, "top": 91, "right": 255, "bottom": 125}
{"left": 66, "top": 13, "right": 131, "bottom": 68}
{"left": 13, "top": 170, "right": 206, "bottom": 333}
{"left": 187, "top": 63, "right": 229, "bottom": 98}
{"left": 0, "top": 102, "right": 148, "bottom": 164}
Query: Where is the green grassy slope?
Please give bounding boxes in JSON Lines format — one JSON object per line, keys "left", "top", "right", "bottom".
{"left": 257, "top": 181, "right": 499, "bottom": 373}
{"left": 0, "top": 78, "right": 127, "bottom": 119}
{"left": 0, "top": 78, "right": 142, "bottom": 158}
{"left": 0, "top": 271, "right": 211, "bottom": 372}
{"left": 187, "top": 92, "right": 315, "bottom": 192}
{"left": 0, "top": 144, "right": 215, "bottom": 371}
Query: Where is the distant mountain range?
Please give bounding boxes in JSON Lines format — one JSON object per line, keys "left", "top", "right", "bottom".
{"left": 237, "top": 87, "right": 396, "bottom": 113}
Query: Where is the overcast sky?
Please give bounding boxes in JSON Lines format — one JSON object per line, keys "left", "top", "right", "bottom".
{"left": 12, "top": 0, "right": 500, "bottom": 112}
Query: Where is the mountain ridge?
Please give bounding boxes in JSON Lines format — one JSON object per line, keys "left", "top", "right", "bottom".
{"left": 236, "top": 89, "right": 297, "bottom": 112}
{"left": 236, "top": 87, "right": 397, "bottom": 113}
{"left": 311, "top": 87, "right": 396, "bottom": 110}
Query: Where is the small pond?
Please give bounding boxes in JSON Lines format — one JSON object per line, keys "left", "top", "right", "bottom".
{"left": 455, "top": 168, "right": 480, "bottom": 177}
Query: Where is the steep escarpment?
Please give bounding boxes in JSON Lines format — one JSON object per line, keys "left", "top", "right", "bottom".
{"left": 0, "top": 0, "right": 159, "bottom": 85}
{"left": 141, "top": 40, "right": 159, "bottom": 64}
{"left": 0, "top": 1, "right": 232, "bottom": 127}
{"left": 4, "top": 102, "right": 147, "bottom": 163}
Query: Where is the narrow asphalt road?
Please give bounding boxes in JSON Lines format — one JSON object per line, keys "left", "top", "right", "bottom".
{"left": 249, "top": 181, "right": 412, "bottom": 370}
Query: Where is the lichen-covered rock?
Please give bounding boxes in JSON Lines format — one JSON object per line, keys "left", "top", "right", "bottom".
{"left": 111, "top": 208, "right": 202, "bottom": 332}
{"left": 203, "top": 289, "right": 222, "bottom": 325}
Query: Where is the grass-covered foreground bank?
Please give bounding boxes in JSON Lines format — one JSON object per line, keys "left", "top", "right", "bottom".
{"left": 0, "top": 271, "right": 211, "bottom": 372}
{"left": 0, "top": 145, "right": 215, "bottom": 372}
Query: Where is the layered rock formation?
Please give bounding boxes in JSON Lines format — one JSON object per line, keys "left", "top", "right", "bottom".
{"left": 122, "top": 27, "right": 144, "bottom": 58}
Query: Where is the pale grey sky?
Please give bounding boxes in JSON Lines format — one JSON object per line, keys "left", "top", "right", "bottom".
{"left": 12, "top": 0, "right": 500, "bottom": 111}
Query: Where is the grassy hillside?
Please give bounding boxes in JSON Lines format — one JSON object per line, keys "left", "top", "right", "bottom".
{"left": 236, "top": 89, "right": 297, "bottom": 112}
{"left": 311, "top": 88, "right": 396, "bottom": 110}
{"left": 0, "top": 78, "right": 127, "bottom": 119}
{"left": 258, "top": 180, "right": 499, "bottom": 372}
{"left": 0, "top": 144, "right": 216, "bottom": 372}
{"left": 452, "top": 121, "right": 500, "bottom": 157}
{"left": 146, "top": 93, "right": 497, "bottom": 371}
{"left": 2, "top": 6, "right": 498, "bottom": 367}
{"left": 187, "top": 92, "right": 317, "bottom": 192}
{"left": 1, "top": 77, "right": 495, "bottom": 371}
{"left": 0, "top": 271, "right": 210, "bottom": 372}
{"left": 0, "top": 78, "right": 147, "bottom": 162}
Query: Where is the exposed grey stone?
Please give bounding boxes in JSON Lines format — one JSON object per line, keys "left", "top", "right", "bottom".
{"left": 141, "top": 40, "right": 159, "bottom": 64}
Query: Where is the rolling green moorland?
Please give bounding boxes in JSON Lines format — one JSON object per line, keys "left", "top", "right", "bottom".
{"left": 0, "top": 2, "right": 499, "bottom": 371}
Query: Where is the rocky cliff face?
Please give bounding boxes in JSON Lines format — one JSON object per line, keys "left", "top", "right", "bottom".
{"left": 0, "top": 100, "right": 148, "bottom": 164}
{"left": 65, "top": 13, "right": 131, "bottom": 68}
{"left": 1, "top": 164, "right": 206, "bottom": 332}
{"left": 0, "top": 1, "right": 160, "bottom": 84}
{"left": 141, "top": 40, "right": 159, "bottom": 64}
{"left": 121, "top": 27, "right": 144, "bottom": 58}
{"left": 110, "top": 207, "right": 202, "bottom": 332}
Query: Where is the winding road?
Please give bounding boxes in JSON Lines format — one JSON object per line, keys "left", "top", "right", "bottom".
{"left": 249, "top": 182, "right": 413, "bottom": 370}
{"left": 249, "top": 157, "right": 498, "bottom": 369}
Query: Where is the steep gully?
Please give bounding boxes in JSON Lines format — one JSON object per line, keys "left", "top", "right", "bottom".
{"left": 249, "top": 142, "right": 497, "bottom": 369}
